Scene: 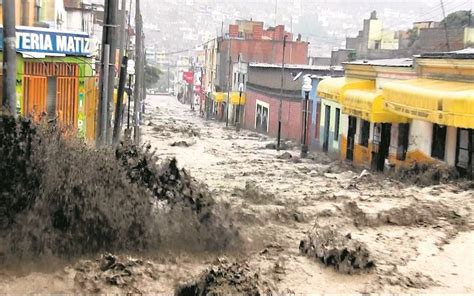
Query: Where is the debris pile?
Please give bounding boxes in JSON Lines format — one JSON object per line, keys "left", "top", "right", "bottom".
{"left": 74, "top": 253, "right": 158, "bottom": 293}
{"left": 170, "top": 140, "right": 194, "bottom": 147}
{"left": 152, "top": 121, "right": 200, "bottom": 138}
{"left": 299, "top": 226, "right": 375, "bottom": 274}
{"left": 395, "top": 162, "right": 459, "bottom": 186}
{"left": 0, "top": 115, "right": 238, "bottom": 260}
{"left": 277, "top": 152, "right": 293, "bottom": 160}
{"left": 375, "top": 268, "right": 439, "bottom": 290}
{"left": 232, "top": 181, "right": 276, "bottom": 205}
{"left": 344, "top": 201, "right": 467, "bottom": 228}
{"left": 175, "top": 258, "right": 273, "bottom": 296}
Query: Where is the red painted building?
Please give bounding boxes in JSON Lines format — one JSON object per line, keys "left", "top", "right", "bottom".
{"left": 215, "top": 20, "right": 309, "bottom": 91}
{"left": 244, "top": 89, "right": 308, "bottom": 142}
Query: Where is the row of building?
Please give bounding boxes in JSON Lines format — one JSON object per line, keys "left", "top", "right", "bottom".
{"left": 195, "top": 17, "right": 473, "bottom": 177}
{"left": 317, "top": 49, "right": 473, "bottom": 176}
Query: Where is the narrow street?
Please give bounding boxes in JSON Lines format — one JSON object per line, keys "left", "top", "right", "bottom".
{"left": 140, "top": 95, "right": 474, "bottom": 294}
{"left": 1, "top": 94, "right": 472, "bottom": 294}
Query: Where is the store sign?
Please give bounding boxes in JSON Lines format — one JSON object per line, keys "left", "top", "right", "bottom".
{"left": 0, "top": 26, "right": 92, "bottom": 56}
{"left": 183, "top": 71, "right": 194, "bottom": 84}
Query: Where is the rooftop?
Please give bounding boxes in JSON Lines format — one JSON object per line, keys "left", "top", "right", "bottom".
{"left": 419, "top": 47, "right": 474, "bottom": 59}
{"left": 345, "top": 58, "right": 413, "bottom": 67}
{"left": 249, "top": 62, "right": 344, "bottom": 72}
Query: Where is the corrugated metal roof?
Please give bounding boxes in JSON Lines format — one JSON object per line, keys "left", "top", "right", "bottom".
{"left": 345, "top": 58, "right": 413, "bottom": 67}
{"left": 420, "top": 47, "right": 474, "bottom": 59}
{"left": 249, "top": 62, "right": 344, "bottom": 71}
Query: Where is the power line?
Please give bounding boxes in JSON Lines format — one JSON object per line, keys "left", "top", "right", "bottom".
{"left": 440, "top": 0, "right": 451, "bottom": 51}
{"left": 418, "top": 0, "right": 469, "bottom": 21}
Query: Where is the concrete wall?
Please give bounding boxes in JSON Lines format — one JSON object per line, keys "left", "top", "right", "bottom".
{"left": 405, "top": 119, "right": 456, "bottom": 166}
{"left": 465, "top": 27, "right": 474, "bottom": 45}
{"left": 417, "top": 27, "right": 466, "bottom": 52}
{"left": 445, "top": 126, "right": 457, "bottom": 167}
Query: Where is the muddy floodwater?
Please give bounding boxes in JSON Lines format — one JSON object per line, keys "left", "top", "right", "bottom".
{"left": 1, "top": 94, "right": 473, "bottom": 294}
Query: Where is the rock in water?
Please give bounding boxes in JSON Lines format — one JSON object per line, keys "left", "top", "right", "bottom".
{"left": 299, "top": 226, "right": 375, "bottom": 274}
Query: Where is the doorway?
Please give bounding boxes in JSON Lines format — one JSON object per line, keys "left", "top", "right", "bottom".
{"left": 347, "top": 116, "right": 357, "bottom": 161}
{"left": 372, "top": 123, "right": 392, "bottom": 171}
{"left": 456, "top": 128, "right": 473, "bottom": 178}
{"left": 323, "top": 105, "right": 330, "bottom": 152}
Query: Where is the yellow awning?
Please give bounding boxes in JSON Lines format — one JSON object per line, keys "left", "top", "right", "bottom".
{"left": 213, "top": 92, "right": 225, "bottom": 103}
{"left": 229, "top": 92, "right": 246, "bottom": 105}
{"left": 212, "top": 92, "right": 246, "bottom": 105}
{"left": 317, "top": 77, "right": 375, "bottom": 102}
{"left": 383, "top": 78, "right": 474, "bottom": 128}
{"left": 342, "top": 89, "right": 408, "bottom": 123}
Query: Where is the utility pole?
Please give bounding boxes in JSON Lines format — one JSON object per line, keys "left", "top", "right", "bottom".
{"left": 134, "top": 0, "right": 143, "bottom": 144}
{"left": 141, "top": 38, "right": 146, "bottom": 118}
{"left": 106, "top": 0, "right": 119, "bottom": 145}
{"left": 167, "top": 63, "right": 170, "bottom": 93}
{"left": 113, "top": 56, "right": 128, "bottom": 145}
{"left": 277, "top": 35, "right": 287, "bottom": 150}
{"left": 440, "top": 0, "right": 451, "bottom": 52}
{"left": 118, "top": 0, "right": 127, "bottom": 64}
{"left": 226, "top": 37, "right": 232, "bottom": 127}
{"left": 96, "top": 0, "right": 118, "bottom": 145}
{"left": 2, "top": 0, "right": 17, "bottom": 117}
{"left": 101, "top": 44, "right": 110, "bottom": 146}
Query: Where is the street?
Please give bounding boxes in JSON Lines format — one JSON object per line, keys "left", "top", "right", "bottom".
{"left": 140, "top": 95, "right": 473, "bottom": 294}
{"left": 1, "top": 94, "right": 473, "bottom": 294}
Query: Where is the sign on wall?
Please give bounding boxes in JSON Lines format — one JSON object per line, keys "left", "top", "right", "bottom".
{"left": 0, "top": 26, "right": 92, "bottom": 57}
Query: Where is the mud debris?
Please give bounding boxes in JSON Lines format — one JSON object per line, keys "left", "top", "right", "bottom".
{"left": 232, "top": 181, "right": 276, "bottom": 205}
{"left": 277, "top": 152, "right": 293, "bottom": 160}
{"left": 394, "top": 162, "right": 460, "bottom": 186}
{"left": 170, "top": 140, "right": 194, "bottom": 147}
{"left": 299, "top": 226, "right": 375, "bottom": 274}
{"left": 264, "top": 141, "right": 292, "bottom": 150}
{"left": 175, "top": 258, "right": 274, "bottom": 296}
{"left": 152, "top": 122, "right": 200, "bottom": 138}
{"left": 344, "top": 200, "right": 467, "bottom": 229}
{"left": 0, "top": 115, "right": 239, "bottom": 260}
{"left": 74, "top": 253, "right": 158, "bottom": 293}
{"left": 375, "top": 268, "right": 439, "bottom": 290}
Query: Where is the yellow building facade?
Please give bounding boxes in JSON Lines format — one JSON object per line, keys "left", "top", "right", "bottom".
{"left": 383, "top": 49, "right": 474, "bottom": 176}
{"left": 317, "top": 50, "right": 474, "bottom": 177}
{"left": 0, "top": 0, "right": 36, "bottom": 26}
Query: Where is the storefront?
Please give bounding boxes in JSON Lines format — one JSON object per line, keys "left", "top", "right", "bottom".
{"left": 316, "top": 77, "right": 374, "bottom": 156}
{"left": 383, "top": 78, "right": 474, "bottom": 176}
{"left": 341, "top": 89, "right": 407, "bottom": 170}
{"left": 0, "top": 26, "right": 97, "bottom": 141}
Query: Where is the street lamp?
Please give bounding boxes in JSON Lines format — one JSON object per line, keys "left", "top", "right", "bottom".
{"left": 301, "top": 76, "right": 312, "bottom": 158}
{"left": 236, "top": 82, "right": 244, "bottom": 131}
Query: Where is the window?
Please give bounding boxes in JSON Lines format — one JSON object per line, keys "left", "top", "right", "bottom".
{"left": 431, "top": 124, "right": 447, "bottom": 160}
{"left": 360, "top": 120, "right": 370, "bottom": 147}
{"left": 35, "top": 0, "right": 42, "bottom": 22}
{"left": 334, "top": 108, "right": 340, "bottom": 141}
{"left": 397, "top": 123, "right": 410, "bottom": 161}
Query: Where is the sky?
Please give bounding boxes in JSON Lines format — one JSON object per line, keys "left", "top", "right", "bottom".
{"left": 141, "top": 0, "right": 474, "bottom": 56}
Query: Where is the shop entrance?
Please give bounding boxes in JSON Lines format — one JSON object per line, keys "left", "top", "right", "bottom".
{"left": 372, "top": 123, "right": 392, "bottom": 171}
{"left": 456, "top": 128, "right": 474, "bottom": 178}
{"left": 346, "top": 116, "right": 357, "bottom": 161}
{"left": 23, "top": 62, "right": 79, "bottom": 128}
